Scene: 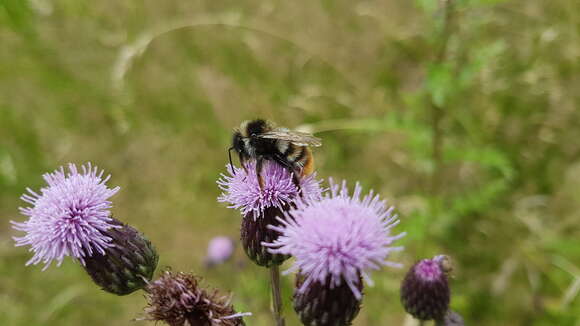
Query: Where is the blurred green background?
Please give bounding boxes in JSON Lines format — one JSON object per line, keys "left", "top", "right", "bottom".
{"left": 1, "top": 0, "right": 580, "bottom": 325}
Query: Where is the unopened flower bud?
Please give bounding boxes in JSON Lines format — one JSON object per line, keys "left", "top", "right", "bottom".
{"left": 400, "top": 255, "right": 451, "bottom": 321}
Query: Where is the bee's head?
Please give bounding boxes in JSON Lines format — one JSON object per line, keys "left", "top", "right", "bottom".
{"left": 229, "top": 131, "right": 245, "bottom": 173}
{"left": 232, "top": 131, "right": 244, "bottom": 153}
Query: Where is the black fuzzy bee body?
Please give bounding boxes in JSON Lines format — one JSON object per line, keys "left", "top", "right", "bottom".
{"left": 230, "top": 119, "right": 321, "bottom": 187}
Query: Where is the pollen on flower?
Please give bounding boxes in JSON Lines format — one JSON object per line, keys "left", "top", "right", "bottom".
{"left": 217, "top": 160, "right": 321, "bottom": 219}
{"left": 263, "top": 179, "right": 406, "bottom": 300}
{"left": 11, "top": 163, "right": 120, "bottom": 270}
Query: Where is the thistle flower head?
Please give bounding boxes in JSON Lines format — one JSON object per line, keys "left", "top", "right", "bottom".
{"left": 217, "top": 160, "right": 321, "bottom": 219}
{"left": 144, "top": 270, "right": 250, "bottom": 326}
{"left": 11, "top": 163, "right": 120, "bottom": 270}
{"left": 205, "top": 236, "right": 235, "bottom": 267}
{"left": 264, "top": 180, "right": 406, "bottom": 300}
{"left": 401, "top": 255, "right": 451, "bottom": 321}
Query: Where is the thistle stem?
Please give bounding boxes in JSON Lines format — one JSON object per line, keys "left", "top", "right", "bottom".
{"left": 430, "top": 0, "right": 455, "bottom": 198}
{"left": 270, "top": 265, "right": 285, "bottom": 326}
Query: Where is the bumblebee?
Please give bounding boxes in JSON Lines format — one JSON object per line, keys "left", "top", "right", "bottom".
{"left": 229, "top": 119, "right": 322, "bottom": 187}
{"left": 436, "top": 255, "right": 454, "bottom": 276}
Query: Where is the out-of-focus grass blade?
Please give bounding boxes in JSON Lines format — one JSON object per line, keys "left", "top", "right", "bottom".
{"left": 38, "top": 285, "right": 85, "bottom": 323}
{"left": 561, "top": 278, "right": 580, "bottom": 309}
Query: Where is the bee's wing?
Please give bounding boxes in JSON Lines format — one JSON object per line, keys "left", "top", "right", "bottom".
{"left": 258, "top": 128, "right": 322, "bottom": 147}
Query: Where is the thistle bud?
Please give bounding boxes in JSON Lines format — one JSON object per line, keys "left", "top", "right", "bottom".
{"left": 82, "top": 217, "right": 159, "bottom": 295}
{"left": 400, "top": 255, "right": 451, "bottom": 321}
{"left": 218, "top": 160, "right": 321, "bottom": 267}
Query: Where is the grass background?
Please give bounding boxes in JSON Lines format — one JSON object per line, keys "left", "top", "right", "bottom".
{"left": 1, "top": 0, "right": 580, "bottom": 325}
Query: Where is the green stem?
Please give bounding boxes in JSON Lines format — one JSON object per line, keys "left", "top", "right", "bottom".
{"left": 270, "top": 265, "right": 285, "bottom": 326}
{"left": 430, "top": 0, "right": 455, "bottom": 196}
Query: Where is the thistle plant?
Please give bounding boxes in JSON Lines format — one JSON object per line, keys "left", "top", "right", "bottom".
{"left": 264, "top": 180, "right": 406, "bottom": 326}
{"left": 218, "top": 160, "right": 322, "bottom": 325}
{"left": 11, "top": 163, "right": 158, "bottom": 295}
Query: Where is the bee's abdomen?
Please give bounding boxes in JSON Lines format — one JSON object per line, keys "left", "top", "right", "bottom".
{"left": 287, "top": 145, "right": 306, "bottom": 163}
{"left": 276, "top": 142, "right": 313, "bottom": 175}
{"left": 301, "top": 148, "right": 314, "bottom": 176}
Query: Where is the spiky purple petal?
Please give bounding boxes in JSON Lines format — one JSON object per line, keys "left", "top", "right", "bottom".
{"left": 217, "top": 161, "right": 321, "bottom": 219}
{"left": 264, "top": 180, "right": 406, "bottom": 300}
{"left": 11, "top": 163, "right": 120, "bottom": 270}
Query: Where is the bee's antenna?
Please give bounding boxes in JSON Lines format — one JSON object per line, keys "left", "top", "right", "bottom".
{"left": 228, "top": 147, "right": 235, "bottom": 174}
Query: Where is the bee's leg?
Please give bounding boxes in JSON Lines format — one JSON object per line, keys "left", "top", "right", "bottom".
{"left": 228, "top": 147, "right": 235, "bottom": 174}
{"left": 291, "top": 167, "right": 302, "bottom": 187}
{"left": 274, "top": 154, "right": 301, "bottom": 188}
{"left": 255, "top": 156, "right": 265, "bottom": 190}
{"left": 286, "top": 164, "right": 301, "bottom": 188}
{"left": 239, "top": 153, "right": 248, "bottom": 174}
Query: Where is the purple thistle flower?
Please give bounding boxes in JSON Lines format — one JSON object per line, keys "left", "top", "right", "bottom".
{"left": 11, "top": 163, "right": 120, "bottom": 270}
{"left": 217, "top": 160, "right": 321, "bottom": 220}
{"left": 205, "top": 236, "right": 235, "bottom": 267}
{"left": 264, "top": 180, "right": 406, "bottom": 300}
{"left": 218, "top": 160, "right": 322, "bottom": 267}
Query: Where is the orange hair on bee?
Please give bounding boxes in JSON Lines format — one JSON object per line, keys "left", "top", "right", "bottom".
{"left": 301, "top": 148, "right": 315, "bottom": 177}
